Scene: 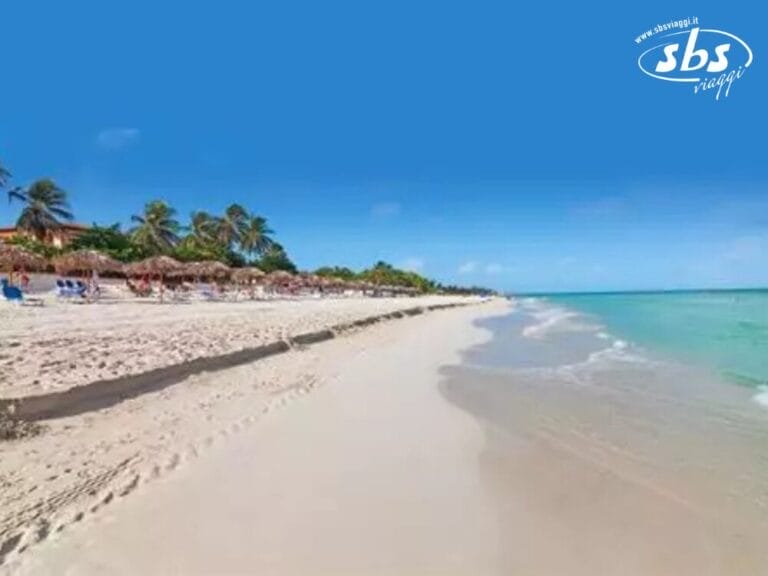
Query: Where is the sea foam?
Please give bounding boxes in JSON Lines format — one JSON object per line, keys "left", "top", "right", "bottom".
{"left": 520, "top": 302, "right": 601, "bottom": 340}
{"left": 753, "top": 386, "right": 768, "bottom": 409}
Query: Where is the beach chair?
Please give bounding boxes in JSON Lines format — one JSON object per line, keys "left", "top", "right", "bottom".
{"left": 1, "top": 279, "right": 43, "bottom": 306}
{"left": 55, "top": 279, "right": 74, "bottom": 298}
{"left": 198, "top": 284, "right": 218, "bottom": 301}
{"left": 56, "top": 279, "right": 85, "bottom": 299}
{"left": 74, "top": 280, "right": 88, "bottom": 297}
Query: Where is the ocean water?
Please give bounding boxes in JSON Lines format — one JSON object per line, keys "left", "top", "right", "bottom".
{"left": 439, "top": 293, "right": 768, "bottom": 570}
{"left": 545, "top": 290, "right": 768, "bottom": 407}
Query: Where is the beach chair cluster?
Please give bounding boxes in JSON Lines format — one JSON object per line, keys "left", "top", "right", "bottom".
{"left": 55, "top": 279, "right": 89, "bottom": 299}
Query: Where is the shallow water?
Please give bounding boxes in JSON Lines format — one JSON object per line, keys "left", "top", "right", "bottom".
{"left": 549, "top": 290, "right": 768, "bottom": 392}
{"left": 441, "top": 296, "right": 768, "bottom": 574}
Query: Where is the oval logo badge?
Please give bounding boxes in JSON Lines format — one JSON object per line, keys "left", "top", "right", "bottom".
{"left": 635, "top": 20, "right": 753, "bottom": 100}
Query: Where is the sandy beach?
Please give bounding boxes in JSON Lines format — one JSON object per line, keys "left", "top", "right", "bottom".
{"left": 3, "top": 295, "right": 767, "bottom": 574}
{"left": 0, "top": 293, "right": 476, "bottom": 399}
{"left": 0, "top": 296, "right": 500, "bottom": 573}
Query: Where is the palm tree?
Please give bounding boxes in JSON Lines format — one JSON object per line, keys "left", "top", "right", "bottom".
{"left": 0, "top": 161, "right": 10, "bottom": 189}
{"left": 240, "top": 215, "right": 274, "bottom": 257}
{"left": 188, "top": 211, "right": 220, "bottom": 244}
{"left": 8, "top": 179, "right": 74, "bottom": 241}
{"left": 130, "top": 200, "right": 181, "bottom": 254}
{"left": 216, "top": 203, "right": 248, "bottom": 249}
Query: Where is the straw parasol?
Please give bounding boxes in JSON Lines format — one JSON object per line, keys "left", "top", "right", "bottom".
{"left": 187, "top": 260, "right": 231, "bottom": 279}
{"left": 266, "top": 270, "right": 294, "bottom": 285}
{"left": 127, "top": 255, "right": 182, "bottom": 277}
{"left": 125, "top": 255, "right": 183, "bottom": 302}
{"left": 297, "top": 273, "right": 323, "bottom": 289}
{"left": 0, "top": 244, "right": 48, "bottom": 284}
{"left": 231, "top": 267, "right": 266, "bottom": 284}
{"left": 53, "top": 250, "right": 123, "bottom": 275}
{"left": 264, "top": 270, "right": 295, "bottom": 294}
{"left": 231, "top": 267, "right": 266, "bottom": 299}
{"left": 0, "top": 244, "right": 48, "bottom": 270}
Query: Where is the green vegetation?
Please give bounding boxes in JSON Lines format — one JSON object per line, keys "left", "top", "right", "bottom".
{"left": 360, "top": 261, "right": 436, "bottom": 292}
{"left": 7, "top": 179, "right": 74, "bottom": 241}
{"left": 313, "top": 261, "right": 496, "bottom": 296}
{"left": 1, "top": 166, "right": 493, "bottom": 294}
{"left": 69, "top": 224, "right": 150, "bottom": 262}
{"left": 129, "top": 200, "right": 182, "bottom": 254}
{"left": 256, "top": 243, "right": 297, "bottom": 273}
{"left": 3, "top": 235, "right": 62, "bottom": 260}
{"left": 0, "top": 160, "right": 10, "bottom": 189}
{"left": 315, "top": 266, "right": 357, "bottom": 281}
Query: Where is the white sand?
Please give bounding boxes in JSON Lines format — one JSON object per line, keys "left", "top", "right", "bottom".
{"left": 0, "top": 295, "right": 476, "bottom": 398}
{"left": 6, "top": 295, "right": 758, "bottom": 574}
{"left": 1, "top": 299, "right": 506, "bottom": 574}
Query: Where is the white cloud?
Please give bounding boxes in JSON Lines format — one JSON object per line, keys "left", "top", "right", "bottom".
{"left": 371, "top": 202, "right": 401, "bottom": 218}
{"left": 458, "top": 261, "right": 477, "bottom": 274}
{"left": 400, "top": 257, "right": 424, "bottom": 272}
{"left": 485, "top": 263, "right": 504, "bottom": 275}
{"left": 96, "top": 128, "right": 140, "bottom": 150}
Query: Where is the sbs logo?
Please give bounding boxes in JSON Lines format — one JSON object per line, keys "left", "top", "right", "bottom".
{"left": 638, "top": 27, "right": 753, "bottom": 100}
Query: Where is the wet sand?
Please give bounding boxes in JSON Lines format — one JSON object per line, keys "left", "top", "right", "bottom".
{"left": 441, "top": 309, "right": 768, "bottom": 575}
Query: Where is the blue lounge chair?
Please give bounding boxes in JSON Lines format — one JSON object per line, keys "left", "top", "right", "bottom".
{"left": 56, "top": 279, "right": 77, "bottom": 298}
{"left": 2, "top": 279, "right": 22, "bottom": 302}
{"left": 55, "top": 279, "right": 71, "bottom": 298}
{"left": 57, "top": 279, "right": 86, "bottom": 298}
{"left": 2, "top": 279, "right": 43, "bottom": 306}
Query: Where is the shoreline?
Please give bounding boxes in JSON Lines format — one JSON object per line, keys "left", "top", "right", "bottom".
{"left": 441, "top": 301, "right": 768, "bottom": 574}
{"left": 0, "top": 298, "right": 507, "bottom": 572}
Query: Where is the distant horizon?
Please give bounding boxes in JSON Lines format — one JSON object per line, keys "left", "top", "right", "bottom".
{"left": 518, "top": 286, "right": 768, "bottom": 297}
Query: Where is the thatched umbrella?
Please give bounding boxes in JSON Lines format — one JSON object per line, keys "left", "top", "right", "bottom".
{"left": 53, "top": 250, "right": 123, "bottom": 300}
{"left": 231, "top": 267, "right": 266, "bottom": 284}
{"left": 165, "top": 262, "right": 196, "bottom": 279}
{"left": 0, "top": 244, "right": 48, "bottom": 285}
{"left": 128, "top": 255, "right": 182, "bottom": 276}
{"left": 297, "top": 273, "right": 323, "bottom": 289}
{"left": 265, "top": 270, "right": 295, "bottom": 294}
{"left": 231, "top": 267, "right": 266, "bottom": 299}
{"left": 53, "top": 250, "right": 123, "bottom": 275}
{"left": 266, "top": 270, "right": 294, "bottom": 285}
{"left": 188, "top": 260, "right": 231, "bottom": 280}
{"left": 126, "top": 256, "right": 183, "bottom": 302}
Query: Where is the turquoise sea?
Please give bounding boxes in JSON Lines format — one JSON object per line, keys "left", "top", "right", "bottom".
{"left": 547, "top": 290, "right": 768, "bottom": 395}
{"left": 441, "top": 290, "right": 768, "bottom": 569}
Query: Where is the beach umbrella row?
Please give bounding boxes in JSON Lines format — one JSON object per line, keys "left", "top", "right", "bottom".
{"left": 0, "top": 243, "right": 421, "bottom": 297}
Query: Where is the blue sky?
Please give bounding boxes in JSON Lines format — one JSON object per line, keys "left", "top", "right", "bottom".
{"left": 1, "top": 1, "right": 766, "bottom": 292}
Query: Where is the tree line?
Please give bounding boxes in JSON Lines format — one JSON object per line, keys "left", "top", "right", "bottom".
{"left": 0, "top": 161, "right": 495, "bottom": 294}
{"left": 1, "top": 165, "right": 293, "bottom": 271}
